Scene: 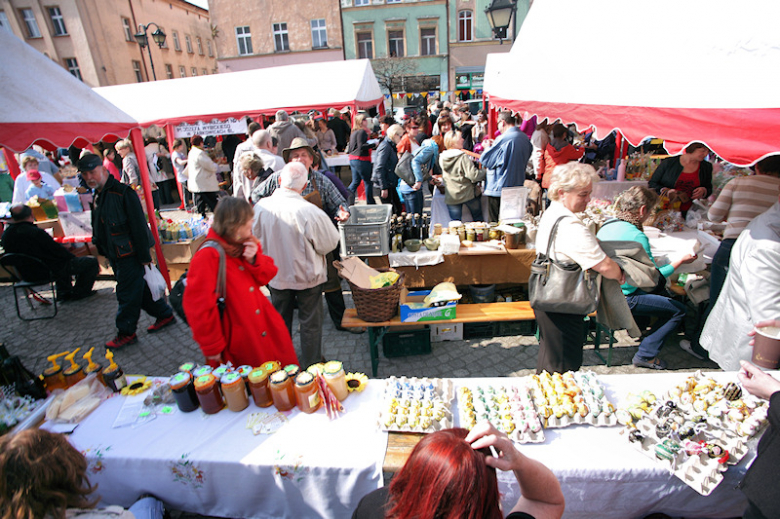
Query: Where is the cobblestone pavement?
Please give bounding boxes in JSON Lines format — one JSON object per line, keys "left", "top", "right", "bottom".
{"left": 0, "top": 277, "right": 720, "bottom": 518}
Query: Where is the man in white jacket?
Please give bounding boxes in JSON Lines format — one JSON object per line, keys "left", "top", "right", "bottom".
{"left": 187, "top": 135, "right": 219, "bottom": 217}
{"left": 253, "top": 162, "right": 340, "bottom": 367}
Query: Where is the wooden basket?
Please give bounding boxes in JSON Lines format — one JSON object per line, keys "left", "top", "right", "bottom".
{"left": 334, "top": 262, "right": 404, "bottom": 323}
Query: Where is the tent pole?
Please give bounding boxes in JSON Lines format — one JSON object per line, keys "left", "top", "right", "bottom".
{"left": 487, "top": 96, "right": 497, "bottom": 139}
{"left": 3, "top": 148, "right": 21, "bottom": 180}
{"left": 129, "top": 127, "right": 171, "bottom": 290}
{"left": 165, "top": 124, "right": 185, "bottom": 210}
{"left": 614, "top": 131, "right": 623, "bottom": 168}
{"left": 378, "top": 102, "right": 386, "bottom": 116}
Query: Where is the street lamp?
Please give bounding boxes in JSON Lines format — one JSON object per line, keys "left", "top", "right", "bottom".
{"left": 484, "top": 0, "right": 517, "bottom": 44}
{"left": 135, "top": 22, "right": 166, "bottom": 81}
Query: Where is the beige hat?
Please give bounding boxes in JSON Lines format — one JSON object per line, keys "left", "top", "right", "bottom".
{"left": 282, "top": 137, "right": 315, "bottom": 163}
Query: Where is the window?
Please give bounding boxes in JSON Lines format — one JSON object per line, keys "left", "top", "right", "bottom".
{"left": 132, "top": 60, "right": 143, "bottom": 82}
{"left": 165, "top": 64, "right": 173, "bottom": 79}
{"left": 311, "top": 19, "right": 327, "bottom": 48}
{"left": 65, "top": 58, "right": 81, "bottom": 80}
{"left": 202, "top": 68, "right": 208, "bottom": 75}
{"left": 273, "top": 23, "right": 289, "bottom": 52}
{"left": 0, "top": 11, "right": 12, "bottom": 33}
{"left": 191, "top": 67, "right": 197, "bottom": 76}
{"left": 420, "top": 27, "right": 436, "bottom": 56}
{"left": 354, "top": 0, "right": 369, "bottom": 5}
{"left": 48, "top": 7, "right": 67, "bottom": 36}
{"left": 185, "top": 34, "right": 193, "bottom": 53}
{"left": 356, "top": 31, "right": 373, "bottom": 59}
{"left": 172, "top": 31, "right": 181, "bottom": 51}
{"left": 121, "top": 17, "right": 133, "bottom": 41}
{"left": 196, "top": 36, "right": 203, "bottom": 55}
{"left": 179, "top": 65, "right": 186, "bottom": 78}
{"left": 21, "top": 9, "right": 41, "bottom": 38}
{"left": 458, "top": 10, "right": 473, "bottom": 42}
{"left": 235, "top": 26, "right": 252, "bottom": 56}
{"left": 207, "top": 39, "right": 213, "bottom": 57}
{"left": 387, "top": 0, "right": 401, "bottom": 3}
{"left": 388, "top": 30, "right": 404, "bottom": 58}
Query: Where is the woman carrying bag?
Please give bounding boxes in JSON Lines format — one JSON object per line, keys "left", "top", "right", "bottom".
{"left": 439, "top": 129, "right": 486, "bottom": 222}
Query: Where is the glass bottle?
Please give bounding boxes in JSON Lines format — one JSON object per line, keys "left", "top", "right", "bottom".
{"left": 194, "top": 374, "right": 224, "bottom": 414}
{"left": 294, "top": 371, "right": 321, "bottom": 414}
{"left": 221, "top": 372, "right": 249, "bottom": 412}
{"left": 248, "top": 367, "right": 273, "bottom": 408}
{"left": 269, "top": 370, "right": 296, "bottom": 411}
{"left": 169, "top": 371, "right": 199, "bottom": 413}
{"left": 322, "top": 361, "right": 349, "bottom": 402}
{"left": 4, "top": 356, "right": 46, "bottom": 399}
{"left": 101, "top": 351, "right": 126, "bottom": 394}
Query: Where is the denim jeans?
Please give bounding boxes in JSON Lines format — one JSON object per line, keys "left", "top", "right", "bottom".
{"left": 128, "top": 496, "right": 165, "bottom": 519}
{"left": 707, "top": 237, "right": 736, "bottom": 313}
{"left": 626, "top": 290, "right": 687, "bottom": 359}
{"left": 402, "top": 190, "right": 424, "bottom": 221}
{"left": 446, "top": 197, "right": 484, "bottom": 222}
{"left": 348, "top": 159, "right": 375, "bottom": 204}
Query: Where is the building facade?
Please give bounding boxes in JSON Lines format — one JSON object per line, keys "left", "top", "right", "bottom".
{"left": 208, "top": 0, "right": 343, "bottom": 73}
{"left": 0, "top": 0, "right": 217, "bottom": 87}
{"left": 341, "top": 0, "right": 448, "bottom": 106}
{"left": 447, "top": 0, "right": 529, "bottom": 101}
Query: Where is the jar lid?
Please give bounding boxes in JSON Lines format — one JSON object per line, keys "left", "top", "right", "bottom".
{"left": 192, "top": 365, "right": 213, "bottom": 378}
{"left": 262, "top": 361, "right": 281, "bottom": 374}
{"left": 212, "top": 366, "right": 230, "bottom": 379}
{"left": 237, "top": 365, "right": 253, "bottom": 377}
{"left": 247, "top": 367, "right": 268, "bottom": 383}
{"left": 284, "top": 364, "right": 300, "bottom": 377}
{"left": 178, "top": 362, "right": 197, "bottom": 373}
{"left": 221, "top": 372, "right": 242, "bottom": 386}
{"left": 63, "top": 365, "right": 83, "bottom": 376}
{"left": 269, "top": 370, "right": 289, "bottom": 384}
{"left": 307, "top": 363, "right": 325, "bottom": 377}
{"left": 295, "top": 371, "right": 315, "bottom": 386}
{"left": 323, "top": 361, "right": 343, "bottom": 375}
{"left": 169, "top": 371, "right": 192, "bottom": 390}
{"left": 194, "top": 373, "right": 217, "bottom": 390}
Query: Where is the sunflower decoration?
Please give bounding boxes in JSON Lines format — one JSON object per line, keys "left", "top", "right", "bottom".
{"left": 121, "top": 376, "right": 153, "bottom": 396}
{"left": 345, "top": 372, "right": 368, "bottom": 393}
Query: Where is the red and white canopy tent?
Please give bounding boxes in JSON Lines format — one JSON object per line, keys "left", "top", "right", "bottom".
{"left": 0, "top": 30, "right": 175, "bottom": 286}
{"left": 483, "top": 0, "right": 780, "bottom": 166}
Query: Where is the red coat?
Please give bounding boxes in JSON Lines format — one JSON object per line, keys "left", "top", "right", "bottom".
{"left": 540, "top": 143, "right": 585, "bottom": 188}
{"left": 183, "top": 229, "right": 298, "bottom": 368}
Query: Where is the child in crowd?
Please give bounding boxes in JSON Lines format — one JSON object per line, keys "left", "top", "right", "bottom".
{"left": 24, "top": 169, "right": 55, "bottom": 201}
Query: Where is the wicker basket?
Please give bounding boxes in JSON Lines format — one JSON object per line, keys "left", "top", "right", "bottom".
{"left": 335, "top": 262, "right": 404, "bottom": 322}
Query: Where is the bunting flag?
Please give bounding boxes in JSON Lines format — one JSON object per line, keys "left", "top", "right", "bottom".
{"left": 440, "top": 91, "right": 446, "bottom": 98}
{"left": 477, "top": 89, "right": 483, "bottom": 95}
{"left": 384, "top": 94, "right": 391, "bottom": 99}
{"left": 469, "top": 89, "right": 476, "bottom": 96}
{"left": 406, "top": 93, "right": 413, "bottom": 99}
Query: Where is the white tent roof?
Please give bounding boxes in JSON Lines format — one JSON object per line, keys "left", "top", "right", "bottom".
{"left": 0, "top": 30, "right": 137, "bottom": 152}
{"left": 484, "top": 0, "right": 780, "bottom": 165}
{"left": 94, "top": 59, "right": 384, "bottom": 127}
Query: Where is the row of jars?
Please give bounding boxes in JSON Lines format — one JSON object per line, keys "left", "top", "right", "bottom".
{"left": 167, "top": 360, "right": 350, "bottom": 416}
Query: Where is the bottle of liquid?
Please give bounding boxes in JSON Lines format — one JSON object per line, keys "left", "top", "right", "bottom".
{"left": 322, "top": 361, "right": 349, "bottom": 402}
{"left": 4, "top": 355, "right": 47, "bottom": 399}
{"left": 413, "top": 214, "right": 421, "bottom": 239}
{"left": 247, "top": 367, "right": 273, "bottom": 408}
{"left": 62, "top": 348, "right": 86, "bottom": 388}
{"left": 269, "top": 370, "right": 296, "bottom": 411}
{"left": 294, "top": 371, "right": 321, "bottom": 414}
{"left": 102, "top": 350, "right": 127, "bottom": 393}
{"left": 617, "top": 158, "right": 626, "bottom": 182}
{"left": 41, "top": 351, "right": 68, "bottom": 393}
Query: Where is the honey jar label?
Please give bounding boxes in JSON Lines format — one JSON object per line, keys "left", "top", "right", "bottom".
{"left": 309, "top": 392, "right": 321, "bottom": 408}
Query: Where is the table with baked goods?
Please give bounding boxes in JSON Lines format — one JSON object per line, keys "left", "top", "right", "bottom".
{"left": 59, "top": 370, "right": 770, "bottom": 519}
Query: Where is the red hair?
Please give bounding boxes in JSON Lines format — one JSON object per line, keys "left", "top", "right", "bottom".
{"left": 386, "top": 428, "right": 502, "bottom": 519}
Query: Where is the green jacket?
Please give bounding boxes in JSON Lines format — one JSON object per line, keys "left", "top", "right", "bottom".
{"left": 438, "top": 149, "right": 486, "bottom": 205}
{"left": 0, "top": 173, "right": 13, "bottom": 203}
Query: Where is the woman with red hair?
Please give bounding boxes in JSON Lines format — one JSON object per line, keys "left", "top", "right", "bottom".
{"left": 352, "top": 422, "right": 564, "bottom": 519}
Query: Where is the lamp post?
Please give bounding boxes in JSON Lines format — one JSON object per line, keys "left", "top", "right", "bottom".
{"left": 484, "top": 0, "right": 517, "bottom": 45}
{"left": 135, "top": 22, "right": 166, "bottom": 81}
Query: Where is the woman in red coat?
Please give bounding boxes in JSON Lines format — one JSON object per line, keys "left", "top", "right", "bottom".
{"left": 183, "top": 197, "right": 298, "bottom": 368}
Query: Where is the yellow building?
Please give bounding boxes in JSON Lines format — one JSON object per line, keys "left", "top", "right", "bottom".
{"left": 0, "top": 0, "right": 217, "bottom": 86}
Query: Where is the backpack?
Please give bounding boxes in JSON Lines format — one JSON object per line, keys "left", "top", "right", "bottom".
{"left": 168, "top": 240, "right": 226, "bottom": 326}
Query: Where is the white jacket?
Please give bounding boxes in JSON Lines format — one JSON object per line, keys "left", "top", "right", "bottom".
{"left": 187, "top": 146, "right": 219, "bottom": 193}
{"left": 253, "top": 189, "right": 340, "bottom": 291}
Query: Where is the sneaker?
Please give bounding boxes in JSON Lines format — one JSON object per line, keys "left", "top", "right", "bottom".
{"left": 633, "top": 356, "right": 668, "bottom": 370}
{"left": 106, "top": 333, "right": 138, "bottom": 349}
{"left": 679, "top": 339, "right": 705, "bottom": 360}
{"left": 147, "top": 314, "right": 175, "bottom": 333}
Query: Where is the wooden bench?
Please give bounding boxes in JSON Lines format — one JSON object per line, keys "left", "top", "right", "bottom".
{"left": 341, "top": 301, "right": 536, "bottom": 376}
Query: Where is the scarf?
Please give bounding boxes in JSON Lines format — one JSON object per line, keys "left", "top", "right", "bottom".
{"left": 616, "top": 210, "right": 645, "bottom": 232}
{"left": 220, "top": 235, "right": 260, "bottom": 259}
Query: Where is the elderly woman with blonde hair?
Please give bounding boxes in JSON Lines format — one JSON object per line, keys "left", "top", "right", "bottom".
{"left": 534, "top": 163, "right": 625, "bottom": 373}
{"left": 597, "top": 185, "right": 698, "bottom": 368}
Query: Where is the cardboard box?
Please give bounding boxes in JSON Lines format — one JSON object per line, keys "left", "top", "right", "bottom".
{"left": 160, "top": 235, "right": 206, "bottom": 263}
{"left": 336, "top": 256, "right": 384, "bottom": 289}
{"left": 430, "top": 322, "right": 463, "bottom": 342}
{"left": 399, "top": 288, "right": 457, "bottom": 323}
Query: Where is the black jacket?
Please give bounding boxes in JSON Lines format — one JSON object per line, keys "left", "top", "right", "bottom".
{"left": 1, "top": 221, "right": 73, "bottom": 279}
{"left": 91, "top": 175, "right": 152, "bottom": 263}
{"left": 347, "top": 129, "right": 374, "bottom": 158}
{"left": 327, "top": 117, "right": 351, "bottom": 152}
{"left": 739, "top": 391, "right": 780, "bottom": 518}
{"left": 371, "top": 137, "right": 399, "bottom": 190}
{"left": 648, "top": 156, "right": 713, "bottom": 197}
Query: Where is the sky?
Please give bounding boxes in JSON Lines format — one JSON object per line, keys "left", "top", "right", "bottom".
{"left": 184, "top": 0, "right": 209, "bottom": 10}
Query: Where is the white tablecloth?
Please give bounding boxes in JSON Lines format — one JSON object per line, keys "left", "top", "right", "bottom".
{"left": 68, "top": 382, "right": 387, "bottom": 519}
{"left": 592, "top": 180, "right": 649, "bottom": 200}
{"left": 324, "top": 153, "right": 374, "bottom": 168}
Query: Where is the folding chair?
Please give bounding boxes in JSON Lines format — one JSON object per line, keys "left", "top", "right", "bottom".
{"left": 0, "top": 253, "right": 58, "bottom": 321}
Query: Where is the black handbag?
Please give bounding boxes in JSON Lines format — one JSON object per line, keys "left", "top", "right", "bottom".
{"left": 168, "top": 240, "right": 227, "bottom": 325}
{"left": 529, "top": 216, "right": 600, "bottom": 315}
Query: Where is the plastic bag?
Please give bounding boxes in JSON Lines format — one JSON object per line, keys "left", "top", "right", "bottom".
{"left": 144, "top": 264, "right": 167, "bottom": 301}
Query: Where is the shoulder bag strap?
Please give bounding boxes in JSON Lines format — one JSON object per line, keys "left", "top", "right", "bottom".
{"left": 545, "top": 216, "right": 569, "bottom": 261}
{"left": 202, "top": 240, "right": 227, "bottom": 316}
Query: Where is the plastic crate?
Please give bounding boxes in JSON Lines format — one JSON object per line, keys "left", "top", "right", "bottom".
{"left": 496, "top": 320, "right": 537, "bottom": 337}
{"left": 339, "top": 205, "right": 392, "bottom": 257}
{"left": 463, "top": 322, "right": 497, "bottom": 339}
{"left": 383, "top": 327, "right": 432, "bottom": 358}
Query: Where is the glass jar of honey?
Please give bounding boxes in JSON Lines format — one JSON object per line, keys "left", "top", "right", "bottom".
{"left": 169, "top": 371, "right": 199, "bottom": 413}
{"left": 294, "top": 371, "right": 321, "bottom": 414}
{"left": 194, "top": 374, "right": 223, "bottom": 414}
{"left": 178, "top": 362, "right": 198, "bottom": 374}
{"left": 323, "top": 361, "right": 349, "bottom": 402}
{"left": 192, "top": 365, "right": 213, "bottom": 378}
{"left": 262, "top": 360, "right": 282, "bottom": 375}
{"left": 221, "top": 372, "right": 249, "bottom": 412}
{"left": 248, "top": 367, "right": 273, "bottom": 408}
{"left": 269, "top": 370, "right": 295, "bottom": 411}
{"left": 237, "top": 365, "right": 253, "bottom": 396}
